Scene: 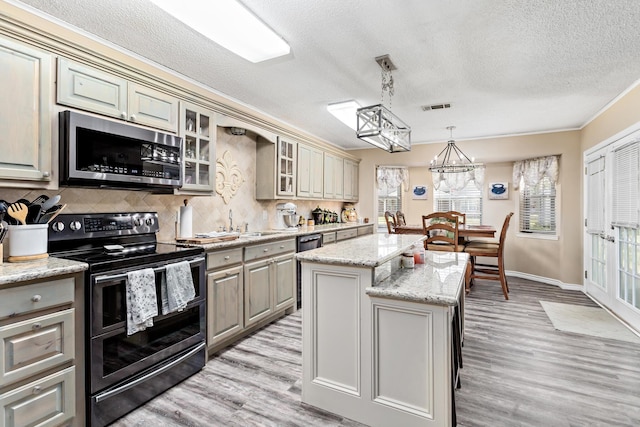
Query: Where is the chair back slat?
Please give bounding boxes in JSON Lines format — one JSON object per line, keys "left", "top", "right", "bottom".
{"left": 422, "top": 212, "right": 460, "bottom": 251}
{"left": 384, "top": 211, "right": 397, "bottom": 234}
{"left": 498, "top": 212, "right": 514, "bottom": 255}
{"left": 445, "top": 210, "right": 466, "bottom": 225}
{"left": 396, "top": 211, "right": 406, "bottom": 226}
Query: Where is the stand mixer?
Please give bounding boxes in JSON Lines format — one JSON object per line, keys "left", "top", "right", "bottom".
{"left": 275, "top": 202, "right": 300, "bottom": 231}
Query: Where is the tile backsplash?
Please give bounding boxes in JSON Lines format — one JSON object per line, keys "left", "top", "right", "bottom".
{"left": 1, "top": 128, "right": 350, "bottom": 242}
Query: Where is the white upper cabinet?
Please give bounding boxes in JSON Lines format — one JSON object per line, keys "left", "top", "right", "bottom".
{"left": 0, "top": 37, "right": 52, "bottom": 183}
{"left": 180, "top": 103, "right": 215, "bottom": 192}
{"left": 323, "top": 153, "right": 344, "bottom": 199}
{"left": 57, "top": 58, "right": 178, "bottom": 132}
{"left": 256, "top": 136, "right": 297, "bottom": 200}
{"left": 297, "top": 143, "right": 324, "bottom": 199}
{"left": 344, "top": 158, "right": 359, "bottom": 201}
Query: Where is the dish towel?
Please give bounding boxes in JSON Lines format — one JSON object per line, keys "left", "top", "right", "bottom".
{"left": 126, "top": 268, "right": 158, "bottom": 336}
{"left": 161, "top": 261, "right": 196, "bottom": 314}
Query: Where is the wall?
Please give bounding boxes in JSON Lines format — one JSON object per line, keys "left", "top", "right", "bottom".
{"left": 352, "top": 130, "right": 582, "bottom": 286}
{"left": 581, "top": 84, "right": 640, "bottom": 152}
{"left": 0, "top": 127, "right": 344, "bottom": 244}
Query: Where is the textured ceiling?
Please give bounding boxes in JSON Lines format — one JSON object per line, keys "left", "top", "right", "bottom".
{"left": 12, "top": 0, "right": 640, "bottom": 149}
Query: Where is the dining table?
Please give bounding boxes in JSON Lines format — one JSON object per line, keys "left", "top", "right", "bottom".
{"left": 393, "top": 223, "right": 496, "bottom": 238}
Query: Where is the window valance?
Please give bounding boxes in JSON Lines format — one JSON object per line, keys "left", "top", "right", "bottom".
{"left": 377, "top": 166, "right": 409, "bottom": 192}
{"left": 512, "top": 155, "right": 559, "bottom": 191}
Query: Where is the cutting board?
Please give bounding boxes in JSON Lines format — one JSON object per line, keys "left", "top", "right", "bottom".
{"left": 176, "top": 235, "right": 239, "bottom": 244}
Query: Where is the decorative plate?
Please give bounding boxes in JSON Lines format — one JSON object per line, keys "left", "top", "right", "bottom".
{"left": 413, "top": 186, "right": 426, "bottom": 196}
{"left": 491, "top": 183, "right": 506, "bottom": 194}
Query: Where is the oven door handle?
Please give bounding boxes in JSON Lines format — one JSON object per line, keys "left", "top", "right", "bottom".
{"left": 94, "top": 341, "right": 205, "bottom": 403}
{"left": 94, "top": 257, "right": 205, "bottom": 284}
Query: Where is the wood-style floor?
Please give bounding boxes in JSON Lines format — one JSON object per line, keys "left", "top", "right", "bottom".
{"left": 112, "top": 277, "right": 640, "bottom": 426}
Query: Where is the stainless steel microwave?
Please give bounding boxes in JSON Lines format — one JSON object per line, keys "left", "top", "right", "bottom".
{"left": 59, "top": 110, "right": 183, "bottom": 192}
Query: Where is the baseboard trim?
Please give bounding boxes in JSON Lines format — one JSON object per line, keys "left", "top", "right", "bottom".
{"left": 506, "top": 270, "right": 583, "bottom": 292}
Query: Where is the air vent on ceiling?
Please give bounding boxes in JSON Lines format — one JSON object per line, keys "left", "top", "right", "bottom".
{"left": 421, "top": 103, "right": 451, "bottom": 111}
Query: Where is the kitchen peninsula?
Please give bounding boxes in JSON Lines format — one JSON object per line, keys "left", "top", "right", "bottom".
{"left": 297, "top": 233, "right": 467, "bottom": 427}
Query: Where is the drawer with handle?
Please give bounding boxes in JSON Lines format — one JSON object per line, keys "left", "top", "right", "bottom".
{"left": 0, "top": 366, "right": 75, "bottom": 427}
{"left": 207, "top": 248, "right": 243, "bottom": 270}
{"left": 0, "top": 278, "right": 74, "bottom": 319}
{"left": 336, "top": 229, "right": 358, "bottom": 241}
{"left": 244, "top": 238, "right": 295, "bottom": 262}
{"left": 0, "top": 309, "right": 74, "bottom": 387}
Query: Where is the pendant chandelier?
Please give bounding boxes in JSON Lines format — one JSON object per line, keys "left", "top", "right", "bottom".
{"left": 356, "top": 55, "right": 411, "bottom": 153}
{"left": 429, "top": 126, "right": 481, "bottom": 173}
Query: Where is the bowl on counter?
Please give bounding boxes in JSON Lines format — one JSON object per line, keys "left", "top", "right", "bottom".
{"left": 283, "top": 214, "right": 301, "bottom": 228}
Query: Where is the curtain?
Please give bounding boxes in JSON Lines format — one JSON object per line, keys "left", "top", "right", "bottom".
{"left": 377, "top": 166, "right": 409, "bottom": 192}
{"left": 431, "top": 166, "right": 485, "bottom": 193}
{"left": 512, "top": 155, "right": 559, "bottom": 190}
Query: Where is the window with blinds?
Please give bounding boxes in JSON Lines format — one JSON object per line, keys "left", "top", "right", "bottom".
{"left": 433, "top": 182, "right": 482, "bottom": 225}
{"left": 586, "top": 156, "right": 606, "bottom": 234}
{"left": 612, "top": 141, "right": 639, "bottom": 228}
{"left": 519, "top": 176, "right": 556, "bottom": 234}
{"left": 377, "top": 183, "right": 402, "bottom": 230}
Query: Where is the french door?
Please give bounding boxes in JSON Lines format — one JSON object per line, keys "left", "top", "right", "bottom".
{"left": 584, "top": 129, "right": 640, "bottom": 332}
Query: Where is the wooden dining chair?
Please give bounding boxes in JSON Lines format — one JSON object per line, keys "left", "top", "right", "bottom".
{"left": 396, "top": 211, "right": 407, "bottom": 226}
{"left": 421, "top": 212, "right": 463, "bottom": 252}
{"left": 464, "top": 212, "right": 514, "bottom": 299}
{"left": 445, "top": 211, "right": 466, "bottom": 225}
{"left": 384, "top": 211, "right": 397, "bottom": 234}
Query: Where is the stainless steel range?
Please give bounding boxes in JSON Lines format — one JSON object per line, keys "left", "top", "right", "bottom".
{"left": 48, "top": 212, "right": 206, "bottom": 427}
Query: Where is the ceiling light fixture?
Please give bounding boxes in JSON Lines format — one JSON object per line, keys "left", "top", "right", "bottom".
{"left": 149, "top": 0, "right": 290, "bottom": 63}
{"left": 429, "top": 126, "right": 481, "bottom": 173}
{"left": 356, "top": 55, "right": 411, "bottom": 153}
{"left": 327, "top": 100, "right": 361, "bottom": 130}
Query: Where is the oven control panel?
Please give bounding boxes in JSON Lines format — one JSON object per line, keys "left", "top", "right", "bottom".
{"left": 48, "top": 212, "right": 159, "bottom": 240}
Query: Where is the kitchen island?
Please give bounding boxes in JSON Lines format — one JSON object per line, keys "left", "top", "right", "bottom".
{"left": 296, "top": 233, "right": 467, "bottom": 427}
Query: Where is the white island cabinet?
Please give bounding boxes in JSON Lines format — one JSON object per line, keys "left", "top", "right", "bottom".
{"left": 297, "top": 234, "right": 467, "bottom": 427}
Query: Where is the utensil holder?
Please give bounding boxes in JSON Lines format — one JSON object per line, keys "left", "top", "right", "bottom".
{"left": 7, "top": 224, "right": 49, "bottom": 262}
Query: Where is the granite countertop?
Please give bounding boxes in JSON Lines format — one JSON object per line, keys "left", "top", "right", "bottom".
{"left": 0, "top": 257, "right": 88, "bottom": 285}
{"left": 165, "top": 222, "right": 374, "bottom": 251}
{"left": 366, "top": 252, "right": 468, "bottom": 306}
{"left": 295, "top": 233, "right": 426, "bottom": 267}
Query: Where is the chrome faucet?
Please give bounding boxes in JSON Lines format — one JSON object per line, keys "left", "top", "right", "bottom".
{"left": 229, "top": 209, "right": 233, "bottom": 232}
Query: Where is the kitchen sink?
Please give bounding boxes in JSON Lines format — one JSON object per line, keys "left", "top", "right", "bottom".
{"left": 239, "top": 230, "right": 295, "bottom": 238}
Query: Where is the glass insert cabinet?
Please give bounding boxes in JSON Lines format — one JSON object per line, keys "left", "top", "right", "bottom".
{"left": 278, "top": 138, "right": 296, "bottom": 196}
{"left": 181, "top": 103, "right": 215, "bottom": 192}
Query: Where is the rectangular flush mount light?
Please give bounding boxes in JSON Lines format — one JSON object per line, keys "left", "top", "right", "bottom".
{"left": 327, "top": 100, "right": 361, "bottom": 130}
{"left": 150, "top": 0, "right": 290, "bottom": 63}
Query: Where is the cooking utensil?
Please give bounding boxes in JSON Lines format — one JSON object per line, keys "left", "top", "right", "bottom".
{"left": 30, "top": 194, "right": 49, "bottom": 206}
{"left": 0, "top": 221, "right": 7, "bottom": 243}
{"left": 40, "top": 204, "right": 67, "bottom": 224}
{"left": 26, "top": 204, "right": 42, "bottom": 224}
{"left": 40, "top": 195, "right": 61, "bottom": 212}
{"left": 7, "top": 203, "right": 28, "bottom": 225}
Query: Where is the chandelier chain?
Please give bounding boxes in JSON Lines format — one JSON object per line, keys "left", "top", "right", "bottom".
{"left": 380, "top": 67, "right": 394, "bottom": 109}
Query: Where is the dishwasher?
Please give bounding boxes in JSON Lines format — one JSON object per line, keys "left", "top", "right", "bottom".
{"left": 296, "top": 233, "right": 323, "bottom": 309}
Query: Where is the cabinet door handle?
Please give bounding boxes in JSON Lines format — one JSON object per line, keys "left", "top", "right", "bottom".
{"left": 121, "top": 111, "right": 127, "bottom": 119}
{"left": 224, "top": 256, "right": 230, "bottom": 260}
{"left": 32, "top": 323, "right": 42, "bottom": 330}
{"left": 263, "top": 248, "right": 269, "bottom": 252}
{"left": 42, "top": 171, "right": 50, "bottom": 178}
{"left": 129, "top": 114, "right": 137, "bottom": 121}
{"left": 31, "top": 294, "right": 42, "bottom": 303}
{"left": 279, "top": 245, "right": 285, "bottom": 249}
{"left": 32, "top": 386, "right": 42, "bottom": 394}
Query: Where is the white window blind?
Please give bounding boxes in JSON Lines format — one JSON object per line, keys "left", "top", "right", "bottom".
{"left": 586, "top": 156, "right": 606, "bottom": 234}
{"left": 377, "top": 183, "right": 402, "bottom": 229}
{"left": 519, "top": 176, "right": 556, "bottom": 234}
{"left": 434, "top": 181, "right": 482, "bottom": 225}
{"left": 612, "top": 142, "right": 639, "bottom": 228}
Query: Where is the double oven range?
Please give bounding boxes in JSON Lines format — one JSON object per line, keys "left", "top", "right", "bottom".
{"left": 48, "top": 212, "right": 206, "bottom": 427}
